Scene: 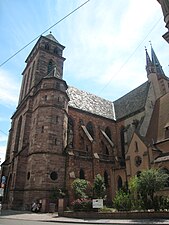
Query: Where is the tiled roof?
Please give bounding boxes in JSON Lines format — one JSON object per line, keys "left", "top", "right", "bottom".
{"left": 113, "top": 81, "right": 150, "bottom": 120}
{"left": 67, "top": 86, "right": 115, "bottom": 120}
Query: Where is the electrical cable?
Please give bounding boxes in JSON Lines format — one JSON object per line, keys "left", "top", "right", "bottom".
{"left": 98, "top": 16, "right": 163, "bottom": 95}
{"left": 0, "top": 0, "right": 91, "bottom": 67}
{"left": 0, "top": 129, "right": 8, "bottom": 136}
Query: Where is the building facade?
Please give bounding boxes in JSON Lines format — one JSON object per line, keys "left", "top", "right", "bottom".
{"left": 1, "top": 23, "right": 169, "bottom": 210}
{"left": 158, "top": 0, "right": 169, "bottom": 43}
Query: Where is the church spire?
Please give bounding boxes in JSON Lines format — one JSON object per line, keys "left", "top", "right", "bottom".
{"left": 145, "top": 47, "right": 154, "bottom": 75}
{"left": 151, "top": 45, "right": 165, "bottom": 77}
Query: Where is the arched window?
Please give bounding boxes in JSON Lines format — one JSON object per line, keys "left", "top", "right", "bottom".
{"left": 117, "top": 176, "right": 123, "bottom": 190}
{"left": 67, "top": 117, "right": 74, "bottom": 148}
{"left": 86, "top": 122, "right": 94, "bottom": 138}
{"left": 14, "top": 116, "right": 22, "bottom": 152}
{"left": 47, "top": 60, "right": 53, "bottom": 75}
{"left": 105, "top": 146, "right": 109, "bottom": 155}
{"left": 45, "top": 43, "right": 50, "bottom": 50}
{"left": 104, "top": 171, "right": 109, "bottom": 188}
{"left": 101, "top": 141, "right": 109, "bottom": 155}
{"left": 79, "top": 169, "right": 85, "bottom": 179}
{"left": 105, "top": 127, "right": 111, "bottom": 140}
{"left": 54, "top": 47, "right": 58, "bottom": 54}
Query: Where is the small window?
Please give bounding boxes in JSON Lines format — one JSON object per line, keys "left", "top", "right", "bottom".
{"left": 54, "top": 47, "right": 58, "bottom": 54}
{"left": 45, "top": 43, "right": 50, "bottom": 50}
{"left": 50, "top": 171, "right": 58, "bottom": 181}
{"left": 41, "top": 126, "right": 44, "bottom": 133}
{"left": 27, "top": 172, "right": 30, "bottom": 180}
{"left": 117, "top": 176, "right": 122, "bottom": 190}
{"left": 135, "top": 155, "right": 142, "bottom": 167}
{"left": 47, "top": 60, "right": 53, "bottom": 74}
{"left": 86, "top": 122, "right": 94, "bottom": 138}
{"left": 44, "top": 95, "right": 47, "bottom": 101}
{"left": 104, "top": 171, "right": 109, "bottom": 188}
{"left": 54, "top": 138, "right": 57, "bottom": 145}
{"left": 135, "top": 141, "right": 138, "bottom": 152}
{"left": 105, "top": 127, "right": 111, "bottom": 140}
{"left": 105, "top": 147, "right": 109, "bottom": 155}
{"left": 79, "top": 169, "right": 85, "bottom": 179}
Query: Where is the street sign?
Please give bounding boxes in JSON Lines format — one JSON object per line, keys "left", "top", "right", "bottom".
{"left": 92, "top": 199, "right": 103, "bottom": 208}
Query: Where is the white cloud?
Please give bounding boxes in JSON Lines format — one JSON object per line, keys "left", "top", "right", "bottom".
{"left": 0, "top": 146, "right": 6, "bottom": 164}
{"left": 0, "top": 134, "right": 8, "bottom": 142}
{"left": 0, "top": 69, "right": 19, "bottom": 107}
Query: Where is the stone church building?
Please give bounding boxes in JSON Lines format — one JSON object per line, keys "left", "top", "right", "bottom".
{"left": 1, "top": 1, "right": 169, "bottom": 210}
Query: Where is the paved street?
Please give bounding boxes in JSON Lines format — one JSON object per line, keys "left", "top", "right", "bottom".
{"left": 0, "top": 210, "right": 169, "bottom": 224}
{"left": 0, "top": 219, "right": 53, "bottom": 225}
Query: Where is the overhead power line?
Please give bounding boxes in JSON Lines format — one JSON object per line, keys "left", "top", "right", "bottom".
{"left": 98, "top": 16, "right": 163, "bottom": 95}
{"left": 0, "top": 0, "right": 91, "bottom": 67}
{"left": 0, "top": 129, "right": 8, "bottom": 136}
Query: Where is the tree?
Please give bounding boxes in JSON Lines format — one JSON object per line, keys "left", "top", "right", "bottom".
{"left": 113, "top": 189, "right": 132, "bottom": 211}
{"left": 71, "top": 179, "right": 89, "bottom": 199}
{"left": 128, "top": 176, "right": 143, "bottom": 210}
{"left": 93, "top": 174, "right": 106, "bottom": 199}
{"left": 137, "top": 168, "right": 169, "bottom": 209}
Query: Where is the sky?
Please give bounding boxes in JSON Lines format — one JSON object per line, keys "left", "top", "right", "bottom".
{"left": 0, "top": 0, "right": 169, "bottom": 163}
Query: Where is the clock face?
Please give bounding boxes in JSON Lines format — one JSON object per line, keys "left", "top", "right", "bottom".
{"left": 135, "top": 155, "right": 142, "bottom": 167}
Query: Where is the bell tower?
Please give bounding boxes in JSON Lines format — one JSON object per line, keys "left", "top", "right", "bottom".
{"left": 3, "top": 33, "right": 69, "bottom": 210}
{"left": 19, "top": 33, "right": 66, "bottom": 103}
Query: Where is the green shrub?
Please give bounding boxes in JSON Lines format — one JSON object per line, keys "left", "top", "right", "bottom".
{"left": 71, "top": 179, "right": 89, "bottom": 199}
{"left": 71, "top": 198, "right": 92, "bottom": 211}
{"left": 93, "top": 174, "right": 106, "bottom": 199}
{"left": 156, "top": 196, "right": 169, "bottom": 211}
{"left": 137, "top": 169, "right": 169, "bottom": 210}
{"left": 113, "top": 190, "right": 132, "bottom": 211}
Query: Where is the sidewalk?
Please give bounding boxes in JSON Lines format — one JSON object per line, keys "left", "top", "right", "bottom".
{"left": 0, "top": 210, "right": 169, "bottom": 224}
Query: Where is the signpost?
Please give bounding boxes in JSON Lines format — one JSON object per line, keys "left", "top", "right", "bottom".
{"left": 92, "top": 199, "right": 103, "bottom": 209}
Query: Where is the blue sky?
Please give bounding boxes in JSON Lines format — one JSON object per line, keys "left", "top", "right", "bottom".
{"left": 0, "top": 0, "right": 169, "bottom": 162}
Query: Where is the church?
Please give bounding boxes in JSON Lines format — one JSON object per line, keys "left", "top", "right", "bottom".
{"left": 1, "top": 0, "right": 169, "bottom": 211}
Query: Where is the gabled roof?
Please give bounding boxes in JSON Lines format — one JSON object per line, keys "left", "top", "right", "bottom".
{"left": 113, "top": 81, "right": 150, "bottom": 120}
{"left": 67, "top": 86, "right": 115, "bottom": 120}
